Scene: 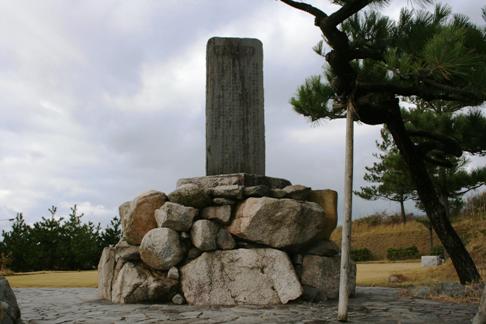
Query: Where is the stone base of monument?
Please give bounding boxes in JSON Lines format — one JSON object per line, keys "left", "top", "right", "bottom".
{"left": 98, "top": 174, "right": 356, "bottom": 305}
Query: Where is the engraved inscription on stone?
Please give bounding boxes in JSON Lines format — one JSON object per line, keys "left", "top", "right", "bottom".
{"left": 206, "top": 37, "right": 265, "bottom": 176}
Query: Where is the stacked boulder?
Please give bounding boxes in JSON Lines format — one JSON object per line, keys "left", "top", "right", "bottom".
{"left": 98, "top": 173, "right": 356, "bottom": 305}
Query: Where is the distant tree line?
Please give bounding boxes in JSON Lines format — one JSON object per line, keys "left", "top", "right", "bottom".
{"left": 0, "top": 205, "right": 121, "bottom": 272}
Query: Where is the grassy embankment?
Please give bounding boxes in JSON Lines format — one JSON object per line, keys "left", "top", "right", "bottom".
{"left": 332, "top": 214, "right": 486, "bottom": 286}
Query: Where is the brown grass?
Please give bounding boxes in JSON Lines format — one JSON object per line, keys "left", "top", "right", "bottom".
{"left": 5, "top": 270, "right": 98, "bottom": 288}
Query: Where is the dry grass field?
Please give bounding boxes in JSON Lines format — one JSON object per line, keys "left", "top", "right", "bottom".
{"left": 5, "top": 270, "right": 97, "bottom": 288}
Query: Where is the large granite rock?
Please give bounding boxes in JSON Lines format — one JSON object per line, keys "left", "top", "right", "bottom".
{"left": 177, "top": 174, "right": 291, "bottom": 190}
{"left": 308, "top": 189, "right": 338, "bottom": 239}
{"left": 228, "top": 197, "right": 326, "bottom": 249}
{"left": 180, "top": 248, "right": 302, "bottom": 305}
{"left": 201, "top": 205, "right": 232, "bottom": 225}
{"left": 155, "top": 202, "right": 197, "bottom": 232}
{"left": 111, "top": 261, "right": 179, "bottom": 304}
{"left": 119, "top": 201, "right": 131, "bottom": 236}
{"left": 473, "top": 285, "right": 486, "bottom": 324}
{"left": 191, "top": 220, "right": 219, "bottom": 251}
{"left": 0, "top": 276, "right": 21, "bottom": 324}
{"left": 168, "top": 184, "right": 211, "bottom": 209}
{"left": 300, "top": 255, "right": 356, "bottom": 300}
{"left": 305, "top": 240, "right": 340, "bottom": 257}
{"left": 123, "top": 191, "right": 167, "bottom": 245}
{"left": 98, "top": 241, "right": 140, "bottom": 300}
{"left": 283, "top": 185, "right": 311, "bottom": 200}
{"left": 140, "top": 228, "right": 185, "bottom": 270}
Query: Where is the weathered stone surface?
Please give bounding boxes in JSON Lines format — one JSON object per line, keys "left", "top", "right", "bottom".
{"left": 421, "top": 255, "right": 443, "bottom": 268}
{"left": 168, "top": 184, "right": 211, "bottom": 209}
{"left": 229, "top": 197, "right": 326, "bottom": 249}
{"left": 180, "top": 248, "right": 302, "bottom": 305}
{"left": 300, "top": 255, "right": 356, "bottom": 300}
{"left": 177, "top": 174, "right": 291, "bottom": 190}
{"left": 119, "top": 201, "right": 131, "bottom": 235}
{"left": 210, "top": 185, "right": 244, "bottom": 200}
{"left": 270, "top": 188, "right": 286, "bottom": 198}
{"left": 473, "top": 285, "right": 486, "bottom": 324}
{"left": 139, "top": 228, "right": 185, "bottom": 270}
{"left": 171, "top": 294, "right": 186, "bottom": 305}
{"left": 201, "top": 205, "right": 232, "bottom": 225}
{"left": 0, "top": 276, "right": 21, "bottom": 324}
{"left": 308, "top": 189, "right": 338, "bottom": 239}
{"left": 98, "top": 247, "right": 116, "bottom": 300}
{"left": 305, "top": 240, "right": 340, "bottom": 257}
{"left": 206, "top": 37, "right": 265, "bottom": 175}
{"left": 155, "top": 202, "right": 198, "bottom": 232}
{"left": 190, "top": 220, "right": 219, "bottom": 251}
{"left": 167, "top": 267, "right": 180, "bottom": 281}
{"left": 97, "top": 241, "right": 140, "bottom": 301}
{"left": 283, "top": 185, "right": 311, "bottom": 201}
{"left": 185, "top": 247, "right": 203, "bottom": 263}
{"left": 216, "top": 228, "right": 236, "bottom": 250}
{"left": 243, "top": 185, "right": 270, "bottom": 197}
{"left": 123, "top": 191, "right": 167, "bottom": 245}
{"left": 111, "top": 262, "right": 179, "bottom": 304}
{"left": 212, "top": 198, "right": 236, "bottom": 205}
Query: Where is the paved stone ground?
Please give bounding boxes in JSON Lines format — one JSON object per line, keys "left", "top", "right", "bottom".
{"left": 14, "top": 287, "right": 478, "bottom": 323}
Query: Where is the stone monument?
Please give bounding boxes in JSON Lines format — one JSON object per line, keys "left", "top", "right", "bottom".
{"left": 97, "top": 37, "right": 349, "bottom": 307}
{"left": 206, "top": 37, "right": 265, "bottom": 176}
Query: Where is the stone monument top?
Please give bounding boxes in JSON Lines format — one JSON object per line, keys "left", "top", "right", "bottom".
{"left": 205, "top": 37, "right": 265, "bottom": 176}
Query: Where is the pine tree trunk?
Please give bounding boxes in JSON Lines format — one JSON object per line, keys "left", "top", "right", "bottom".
{"left": 399, "top": 199, "right": 406, "bottom": 224}
{"left": 386, "top": 108, "right": 481, "bottom": 284}
{"left": 429, "top": 225, "right": 434, "bottom": 253}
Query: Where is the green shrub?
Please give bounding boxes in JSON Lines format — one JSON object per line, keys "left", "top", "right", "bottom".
{"left": 351, "top": 248, "right": 373, "bottom": 261}
{"left": 430, "top": 245, "right": 445, "bottom": 257}
{"left": 387, "top": 246, "right": 420, "bottom": 260}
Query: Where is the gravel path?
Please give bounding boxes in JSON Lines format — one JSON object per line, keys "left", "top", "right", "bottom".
{"left": 14, "top": 287, "right": 478, "bottom": 323}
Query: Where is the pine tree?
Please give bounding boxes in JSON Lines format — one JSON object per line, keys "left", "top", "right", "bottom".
{"left": 355, "top": 128, "right": 416, "bottom": 223}
{"left": 281, "top": 0, "right": 486, "bottom": 283}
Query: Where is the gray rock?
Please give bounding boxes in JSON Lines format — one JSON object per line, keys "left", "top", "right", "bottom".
{"left": 185, "top": 247, "right": 203, "bottom": 263}
{"left": 421, "top": 255, "right": 443, "bottom": 267}
{"left": 473, "top": 285, "right": 486, "bottom": 324}
{"left": 305, "top": 240, "right": 340, "bottom": 257}
{"left": 123, "top": 191, "right": 167, "bottom": 245}
{"left": 168, "top": 184, "right": 211, "bottom": 209}
{"left": 0, "top": 276, "right": 21, "bottom": 324}
{"left": 201, "top": 205, "right": 232, "bottom": 224}
{"left": 300, "top": 255, "right": 356, "bottom": 300}
{"left": 191, "top": 220, "right": 219, "bottom": 251}
{"left": 243, "top": 185, "right": 270, "bottom": 197}
{"left": 171, "top": 293, "right": 186, "bottom": 305}
{"left": 228, "top": 197, "right": 326, "bottom": 249}
{"left": 270, "top": 188, "right": 286, "bottom": 198}
{"left": 210, "top": 185, "right": 244, "bottom": 200}
{"left": 155, "top": 202, "right": 198, "bottom": 232}
{"left": 98, "top": 247, "right": 116, "bottom": 300}
{"left": 216, "top": 228, "right": 236, "bottom": 250}
{"left": 212, "top": 198, "right": 236, "bottom": 205}
{"left": 283, "top": 185, "right": 311, "bottom": 200}
{"left": 177, "top": 174, "right": 291, "bottom": 190}
{"left": 111, "top": 262, "right": 178, "bottom": 304}
{"left": 167, "top": 267, "right": 180, "bottom": 281}
{"left": 118, "top": 201, "right": 131, "bottom": 236}
{"left": 139, "top": 228, "right": 185, "bottom": 270}
{"left": 180, "top": 248, "right": 302, "bottom": 305}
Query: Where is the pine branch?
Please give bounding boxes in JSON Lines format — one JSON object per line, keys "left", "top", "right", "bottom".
{"left": 279, "top": 0, "right": 327, "bottom": 19}
{"left": 326, "top": 0, "right": 373, "bottom": 28}
{"left": 358, "top": 80, "right": 485, "bottom": 104}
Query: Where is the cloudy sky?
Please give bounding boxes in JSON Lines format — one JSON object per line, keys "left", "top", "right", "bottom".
{"left": 0, "top": 0, "right": 484, "bottom": 231}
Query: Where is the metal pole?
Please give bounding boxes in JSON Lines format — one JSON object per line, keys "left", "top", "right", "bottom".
{"left": 337, "top": 102, "right": 354, "bottom": 322}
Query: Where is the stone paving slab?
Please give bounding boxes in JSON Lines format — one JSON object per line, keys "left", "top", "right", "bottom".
{"left": 14, "top": 287, "right": 478, "bottom": 323}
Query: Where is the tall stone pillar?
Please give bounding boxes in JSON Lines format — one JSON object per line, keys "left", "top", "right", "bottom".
{"left": 206, "top": 37, "right": 265, "bottom": 176}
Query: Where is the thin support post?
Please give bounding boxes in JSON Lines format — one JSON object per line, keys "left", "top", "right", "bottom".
{"left": 337, "top": 102, "right": 354, "bottom": 322}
